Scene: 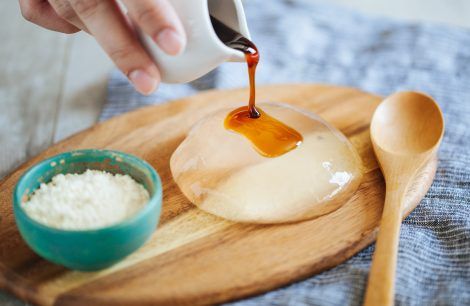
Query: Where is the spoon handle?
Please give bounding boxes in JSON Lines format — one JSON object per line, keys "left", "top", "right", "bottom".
{"left": 363, "top": 187, "right": 406, "bottom": 306}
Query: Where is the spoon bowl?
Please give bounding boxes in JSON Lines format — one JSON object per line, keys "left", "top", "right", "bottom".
{"left": 371, "top": 92, "right": 444, "bottom": 155}
{"left": 364, "top": 91, "right": 444, "bottom": 306}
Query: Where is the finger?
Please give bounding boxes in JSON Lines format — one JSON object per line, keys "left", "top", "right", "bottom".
{"left": 19, "top": 0, "right": 80, "bottom": 33}
{"left": 121, "top": 0, "right": 186, "bottom": 56}
{"left": 48, "top": 0, "right": 89, "bottom": 32}
{"left": 69, "top": 0, "right": 160, "bottom": 95}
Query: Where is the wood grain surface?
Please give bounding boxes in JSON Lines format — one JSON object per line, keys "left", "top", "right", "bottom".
{"left": 0, "top": 84, "right": 437, "bottom": 306}
{"left": 0, "top": 2, "right": 112, "bottom": 181}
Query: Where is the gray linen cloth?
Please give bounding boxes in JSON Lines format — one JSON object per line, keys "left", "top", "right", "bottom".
{"left": 102, "top": 1, "right": 470, "bottom": 305}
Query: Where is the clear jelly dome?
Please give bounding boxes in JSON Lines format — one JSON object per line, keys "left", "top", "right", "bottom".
{"left": 170, "top": 102, "right": 363, "bottom": 223}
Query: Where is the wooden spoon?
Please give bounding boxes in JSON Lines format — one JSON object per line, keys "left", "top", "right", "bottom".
{"left": 363, "top": 91, "right": 444, "bottom": 306}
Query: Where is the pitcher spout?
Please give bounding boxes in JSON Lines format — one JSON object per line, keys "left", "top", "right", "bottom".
{"left": 208, "top": 0, "right": 250, "bottom": 62}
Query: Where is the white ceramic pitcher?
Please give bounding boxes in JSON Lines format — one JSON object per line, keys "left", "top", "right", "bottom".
{"left": 135, "top": 0, "right": 251, "bottom": 83}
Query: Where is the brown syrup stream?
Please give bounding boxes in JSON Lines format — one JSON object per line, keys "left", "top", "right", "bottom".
{"left": 211, "top": 16, "right": 303, "bottom": 157}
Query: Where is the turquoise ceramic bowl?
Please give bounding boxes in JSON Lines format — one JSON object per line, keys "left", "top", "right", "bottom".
{"left": 13, "top": 149, "right": 162, "bottom": 271}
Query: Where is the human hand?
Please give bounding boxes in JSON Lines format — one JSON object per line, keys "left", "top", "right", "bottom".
{"left": 19, "top": 0, "right": 187, "bottom": 95}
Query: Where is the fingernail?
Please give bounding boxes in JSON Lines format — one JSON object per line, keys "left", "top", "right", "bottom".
{"left": 154, "top": 28, "right": 186, "bottom": 56}
{"left": 128, "top": 69, "right": 158, "bottom": 95}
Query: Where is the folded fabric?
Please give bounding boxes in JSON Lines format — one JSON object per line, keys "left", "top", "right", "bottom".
{"left": 103, "top": 1, "right": 470, "bottom": 305}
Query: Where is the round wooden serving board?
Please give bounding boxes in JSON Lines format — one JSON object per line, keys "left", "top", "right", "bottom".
{"left": 0, "top": 84, "right": 437, "bottom": 306}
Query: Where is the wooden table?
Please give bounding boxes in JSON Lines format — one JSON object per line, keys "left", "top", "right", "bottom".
{"left": 1, "top": 1, "right": 469, "bottom": 304}
{"left": 0, "top": 2, "right": 112, "bottom": 180}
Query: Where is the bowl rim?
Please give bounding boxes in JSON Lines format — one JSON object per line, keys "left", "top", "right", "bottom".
{"left": 13, "top": 149, "right": 162, "bottom": 234}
